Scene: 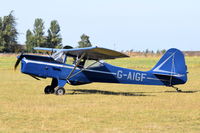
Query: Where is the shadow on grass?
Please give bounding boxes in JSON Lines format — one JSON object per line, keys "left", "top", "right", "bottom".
{"left": 133, "top": 90, "right": 200, "bottom": 94}
{"left": 164, "top": 90, "right": 199, "bottom": 93}
{"left": 132, "top": 90, "right": 200, "bottom": 94}
{"left": 66, "top": 89, "right": 153, "bottom": 96}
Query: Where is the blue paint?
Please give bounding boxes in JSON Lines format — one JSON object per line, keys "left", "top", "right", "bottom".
{"left": 19, "top": 48, "right": 188, "bottom": 90}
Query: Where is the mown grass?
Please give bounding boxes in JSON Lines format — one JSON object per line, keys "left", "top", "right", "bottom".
{"left": 0, "top": 55, "right": 200, "bottom": 133}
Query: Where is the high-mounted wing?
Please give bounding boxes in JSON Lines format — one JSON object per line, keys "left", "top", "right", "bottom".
{"left": 59, "top": 46, "right": 129, "bottom": 60}
{"left": 34, "top": 46, "right": 129, "bottom": 60}
{"left": 34, "top": 47, "right": 61, "bottom": 54}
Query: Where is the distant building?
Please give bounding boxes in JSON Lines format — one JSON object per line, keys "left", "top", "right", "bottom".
{"left": 183, "top": 51, "right": 200, "bottom": 56}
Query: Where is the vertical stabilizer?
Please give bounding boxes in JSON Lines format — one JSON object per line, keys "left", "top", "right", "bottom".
{"left": 150, "top": 48, "right": 187, "bottom": 85}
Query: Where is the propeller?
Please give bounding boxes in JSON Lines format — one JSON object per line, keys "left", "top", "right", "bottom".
{"left": 14, "top": 53, "right": 41, "bottom": 80}
{"left": 14, "top": 52, "right": 24, "bottom": 70}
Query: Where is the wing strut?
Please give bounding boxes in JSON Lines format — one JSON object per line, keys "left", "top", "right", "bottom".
{"left": 66, "top": 53, "right": 85, "bottom": 81}
{"left": 67, "top": 60, "right": 100, "bottom": 79}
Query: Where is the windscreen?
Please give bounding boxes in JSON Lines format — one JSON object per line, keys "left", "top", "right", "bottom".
{"left": 51, "top": 52, "right": 66, "bottom": 63}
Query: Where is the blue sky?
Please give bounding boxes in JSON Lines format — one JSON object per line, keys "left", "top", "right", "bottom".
{"left": 1, "top": 0, "right": 200, "bottom": 51}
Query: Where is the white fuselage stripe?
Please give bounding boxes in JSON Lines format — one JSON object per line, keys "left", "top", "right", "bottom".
{"left": 23, "top": 58, "right": 116, "bottom": 75}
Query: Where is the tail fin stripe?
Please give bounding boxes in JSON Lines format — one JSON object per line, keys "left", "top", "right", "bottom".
{"left": 152, "top": 52, "right": 176, "bottom": 74}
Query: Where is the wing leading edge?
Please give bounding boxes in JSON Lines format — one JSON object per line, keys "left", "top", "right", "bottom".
{"left": 34, "top": 47, "right": 61, "bottom": 54}
{"left": 34, "top": 46, "right": 129, "bottom": 60}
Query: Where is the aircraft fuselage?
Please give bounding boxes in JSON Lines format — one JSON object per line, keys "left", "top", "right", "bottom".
{"left": 20, "top": 55, "right": 187, "bottom": 88}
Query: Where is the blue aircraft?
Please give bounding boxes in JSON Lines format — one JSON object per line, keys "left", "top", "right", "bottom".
{"left": 14, "top": 47, "right": 188, "bottom": 95}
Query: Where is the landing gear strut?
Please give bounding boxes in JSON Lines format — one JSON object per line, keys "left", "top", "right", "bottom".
{"left": 44, "top": 79, "right": 66, "bottom": 95}
{"left": 44, "top": 78, "right": 58, "bottom": 94}
{"left": 172, "top": 86, "right": 182, "bottom": 92}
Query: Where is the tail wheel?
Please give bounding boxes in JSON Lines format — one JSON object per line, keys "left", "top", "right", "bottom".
{"left": 44, "top": 85, "right": 54, "bottom": 94}
{"left": 55, "top": 87, "right": 65, "bottom": 95}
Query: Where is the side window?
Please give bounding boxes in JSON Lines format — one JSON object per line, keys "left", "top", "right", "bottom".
{"left": 84, "top": 60, "right": 103, "bottom": 68}
{"left": 66, "top": 57, "right": 75, "bottom": 65}
{"left": 65, "top": 58, "right": 103, "bottom": 68}
{"left": 65, "top": 57, "right": 86, "bottom": 67}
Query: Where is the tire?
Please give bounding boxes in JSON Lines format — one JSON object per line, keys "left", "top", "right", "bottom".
{"left": 55, "top": 87, "right": 65, "bottom": 95}
{"left": 44, "top": 85, "right": 54, "bottom": 94}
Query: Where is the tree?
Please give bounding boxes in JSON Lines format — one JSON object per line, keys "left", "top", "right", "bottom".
{"left": 25, "top": 19, "right": 63, "bottom": 52}
{"left": 156, "top": 50, "right": 160, "bottom": 54}
{"left": 25, "top": 18, "right": 45, "bottom": 52}
{"left": 161, "top": 49, "right": 166, "bottom": 54}
{"left": 46, "top": 20, "right": 62, "bottom": 48}
{"left": 78, "top": 34, "right": 92, "bottom": 48}
{"left": 25, "top": 29, "right": 35, "bottom": 52}
{"left": 0, "top": 11, "right": 18, "bottom": 52}
{"left": 0, "top": 17, "right": 4, "bottom": 52}
{"left": 33, "top": 18, "right": 46, "bottom": 47}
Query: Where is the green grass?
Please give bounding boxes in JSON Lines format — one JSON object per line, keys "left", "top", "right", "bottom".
{"left": 0, "top": 55, "right": 200, "bottom": 133}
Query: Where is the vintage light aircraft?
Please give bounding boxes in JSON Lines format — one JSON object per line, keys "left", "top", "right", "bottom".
{"left": 14, "top": 46, "right": 187, "bottom": 95}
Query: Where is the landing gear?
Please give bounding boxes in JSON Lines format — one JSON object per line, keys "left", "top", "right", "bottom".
{"left": 172, "top": 86, "right": 182, "bottom": 92}
{"left": 55, "top": 87, "right": 65, "bottom": 95}
{"left": 44, "top": 78, "right": 66, "bottom": 95}
{"left": 44, "top": 78, "right": 58, "bottom": 94}
{"left": 44, "top": 85, "right": 55, "bottom": 94}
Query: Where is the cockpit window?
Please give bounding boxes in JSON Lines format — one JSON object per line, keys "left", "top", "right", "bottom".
{"left": 66, "top": 56, "right": 75, "bottom": 65}
{"left": 84, "top": 60, "right": 103, "bottom": 68}
{"left": 66, "top": 57, "right": 86, "bottom": 68}
{"left": 52, "top": 52, "right": 104, "bottom": 68}
{"left": 52, "top": 52, "right": 66, "bottom": 63}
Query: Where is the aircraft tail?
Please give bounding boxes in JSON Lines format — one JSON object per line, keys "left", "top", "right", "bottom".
{"left": 150, "top": 48, "right": 187, "bottom": 85}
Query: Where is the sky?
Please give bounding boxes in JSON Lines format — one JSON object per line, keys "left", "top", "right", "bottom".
{"left": 0, "top": 0, "right": 200, "bottom": 51}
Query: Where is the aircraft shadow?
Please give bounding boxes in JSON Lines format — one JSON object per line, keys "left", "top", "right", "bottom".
{"left": 164, "top": 90, "right": 199, "bottom": 93}
{"left": 133, "top": 90, "right": 199, "bottom": 94}
{"left": 66, "top": 89, "right": 152, "bottom": 96}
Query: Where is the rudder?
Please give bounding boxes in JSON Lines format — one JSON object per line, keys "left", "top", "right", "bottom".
{"left": 150, "top": 48, "right": 187, "bottom": 85}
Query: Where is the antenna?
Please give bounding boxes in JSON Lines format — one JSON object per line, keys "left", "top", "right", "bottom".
{"left": 114, "top": 43, "right": 116, "bottom": 50}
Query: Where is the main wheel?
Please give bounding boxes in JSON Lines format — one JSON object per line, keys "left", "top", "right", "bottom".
{"left": 44, "top": 85, "right": 54, "bottom": 94}
{"left": 55, "top": 87, "right": 65, "bottom": 95}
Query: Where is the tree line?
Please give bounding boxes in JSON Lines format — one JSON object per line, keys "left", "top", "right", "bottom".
{"left": 25, "top": 18, "right": 62, "bottom": 52}
{"left": 0, "top": 11, "right": 166, "bottom": 54}
{"left": 0, "top": 11, "right": 18, "bottom": 52}
{"left": 0, "top": 11, "right": 92, "bottom": 53}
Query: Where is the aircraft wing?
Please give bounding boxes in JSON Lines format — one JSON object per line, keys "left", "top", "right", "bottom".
{"left": 34, "top": 47, "right": 61, "bottom": 54}
{"left": 34, "top": 46, "right": 129, "bottom": 60}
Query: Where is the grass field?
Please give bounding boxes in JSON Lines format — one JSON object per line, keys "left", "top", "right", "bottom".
{"left": 0, "top": 55, "right": 200, "bottom": 133}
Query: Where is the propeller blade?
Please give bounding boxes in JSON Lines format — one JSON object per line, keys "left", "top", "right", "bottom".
{"left": 14, "top": 53, "right": 24, "bottom": 70}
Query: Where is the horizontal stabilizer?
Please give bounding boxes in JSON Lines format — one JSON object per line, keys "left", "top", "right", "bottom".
{"left": 152, "top": 71, "right": 185, "bottom": 78}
